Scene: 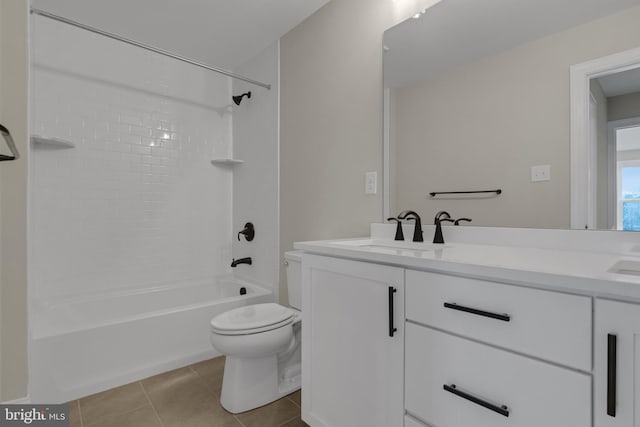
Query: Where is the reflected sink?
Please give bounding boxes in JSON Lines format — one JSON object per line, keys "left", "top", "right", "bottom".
{"left": 608, "top": 260, "right": 640, "bottom": 277}
{"left": 331, "top": 239, "right": 449, "bottom": 252}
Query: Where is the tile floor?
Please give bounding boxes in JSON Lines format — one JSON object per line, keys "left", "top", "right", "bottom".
{"left": 67, "top": 356, "right": 307, "bottom": 427}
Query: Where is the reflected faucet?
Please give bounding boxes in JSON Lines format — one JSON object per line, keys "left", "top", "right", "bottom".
{"left": 397, "top": 210, "right": 423, "bottom": 242}
{"left": 387, "top": 217, "right": 405, "bottom": 241}
{"left": 433, "top": 211, "right": 455, "bottom": 244}
{"left": 231, "top": 257, "right": 252, "bottom": 267}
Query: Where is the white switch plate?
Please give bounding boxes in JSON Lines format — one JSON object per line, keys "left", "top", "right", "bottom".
{"left": 531, "top": 165, "right": 551, "bottom": 182}
{"left": 365, "top": 171, "right": 377, "bottom": 194}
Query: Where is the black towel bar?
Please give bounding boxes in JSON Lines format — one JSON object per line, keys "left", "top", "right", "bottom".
{"left": 429, "top": 189, "right": 502, "bottom": 197}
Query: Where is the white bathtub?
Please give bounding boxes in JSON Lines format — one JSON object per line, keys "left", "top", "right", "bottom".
{"left": 29, "top": 277, "right": 272, "bottom": 403}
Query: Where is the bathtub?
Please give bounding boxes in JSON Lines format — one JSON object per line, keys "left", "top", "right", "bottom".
{"left": 29, "top": 277, "right": 272, "bottom": 403}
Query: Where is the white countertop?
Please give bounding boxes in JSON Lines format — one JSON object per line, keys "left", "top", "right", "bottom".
{"left": 295, "top": 235, "right": 640, "bottom": 302}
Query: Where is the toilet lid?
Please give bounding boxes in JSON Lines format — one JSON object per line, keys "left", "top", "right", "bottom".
{"left": 210, "top": 303, "right": 294, "bottom": 332}
{"left": 211, "top": 316, "right": 294, "bottom": 336}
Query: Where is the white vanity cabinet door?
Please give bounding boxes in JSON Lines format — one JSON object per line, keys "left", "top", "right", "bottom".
{"left": 595, "top": 299, "right": 640, "bottom": 427}
{"left": 301, "top": 254, "right": 404, "bottom": 427}
{"left": 405, "top": 323, "right": 591, "bottom": 427}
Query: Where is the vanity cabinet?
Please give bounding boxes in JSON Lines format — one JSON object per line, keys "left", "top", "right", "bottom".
{"left": 301, "top": 254, "right": 404, "bottom": 427}
{"left": 405, "top": 323, "right": 591, "bottom": 427}
{"left": 300, "top": 250, "right": 640, "bottom": 427}
{"left": 405, "top": 270, "right": 592, "bottom": 427}
{"left": 595, "top": 299, "right": 640, "bottom": 427}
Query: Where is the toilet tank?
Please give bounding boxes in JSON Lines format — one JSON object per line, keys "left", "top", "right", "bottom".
{"left": 285, "top": 251, "right": 303, "bottom": 310}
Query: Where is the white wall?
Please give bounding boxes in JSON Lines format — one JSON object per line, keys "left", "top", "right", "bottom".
{"left": 30, "top": 16, "right": 234, "bottom": 301}
{"left": 279, "top": 0, "right": 434, "bottom": 304}
{"left": 231, "top": 43, "right": 280, "bottom": 299}
{"left": 0, "top": 0, "right": 29, "bottom": 401}
{"left": 391, "top": 5, "right": 640, "bottom": 229}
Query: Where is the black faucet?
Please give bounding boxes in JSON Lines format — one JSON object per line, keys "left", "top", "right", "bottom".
{"left": 454, "top": 218, "right": 472, "bottom": 226}
{"left": 397, "top": 210, "right": 423, "bottom": 242}
{"left": 433, "top": 211, "right": 455, "bottom": 244}
{"left": 231, "top": 257, "right": 252, "bottom": 267}
{"left": 387, "top": 217, "right": 405, "bottom": 241}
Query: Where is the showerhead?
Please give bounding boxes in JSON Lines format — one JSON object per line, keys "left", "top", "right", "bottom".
{"left": 232, "top": 91, "right": 252, "bottom": 106}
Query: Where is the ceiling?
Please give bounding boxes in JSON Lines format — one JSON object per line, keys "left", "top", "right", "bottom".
{"left": 598, "top": 67, "right": 640, "bottom": 97}
{"left": 384, "top": 0, "right": 640, "bottom": 88}
{"left": 30, "top": 0, "right": 330, "bottom": 70}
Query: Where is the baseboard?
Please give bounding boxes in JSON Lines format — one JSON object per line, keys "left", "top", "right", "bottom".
{"left": 1, "top": 395, "right": 30, "bottom": 404}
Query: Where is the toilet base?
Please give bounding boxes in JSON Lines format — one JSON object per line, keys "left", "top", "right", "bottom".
{"left": 220, "top": 355, "right": 301, "bottom": 414}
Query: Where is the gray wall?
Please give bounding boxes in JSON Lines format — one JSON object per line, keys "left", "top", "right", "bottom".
{"left": 0, "top": 0, "right": 29, "bottom": 401}
{"left": 279, "top": 0, "right": 436, "bottom": 304}
{"left": 609, "top": 91, "right": 640, "bottom": 121}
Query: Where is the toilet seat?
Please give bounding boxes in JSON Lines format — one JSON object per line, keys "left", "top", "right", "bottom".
{"left": 211, "top": 303, "right": 294, "bottom": 336}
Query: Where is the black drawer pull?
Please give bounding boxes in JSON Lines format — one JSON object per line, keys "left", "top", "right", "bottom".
{"left": 607, "top": 333, "right": 617, "bottom": 417}
{"left": 388, "top": 286, "right": 397, "bottom": 337}
{"left": 444, "top": 384, "right": 509, "bottom": 417}
{"left": 444, "top": 302, "right": 510, "bottom": 322}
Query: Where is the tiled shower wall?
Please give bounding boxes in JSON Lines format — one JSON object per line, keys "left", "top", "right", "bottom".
{"left": 30, "top": 16, "right": 235, "bottom": 300}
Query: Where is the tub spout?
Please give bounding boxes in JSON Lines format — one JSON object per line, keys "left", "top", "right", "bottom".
{"left": 231, "top": 257, "right": 252, "bottom": 267}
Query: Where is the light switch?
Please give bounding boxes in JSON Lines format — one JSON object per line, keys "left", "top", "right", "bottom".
{"left": 531, "top": 165, "right": 551, "bottom": 182}
{"left": 365, "top": 171, "right": 377, "bottom": 194}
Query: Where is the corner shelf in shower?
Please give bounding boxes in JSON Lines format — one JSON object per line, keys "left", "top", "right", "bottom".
{"left": 210, "top": 158, "right": 244, "bottom": 166}
{"left": 31, "top": 135, "right": 76, "bottom": 149}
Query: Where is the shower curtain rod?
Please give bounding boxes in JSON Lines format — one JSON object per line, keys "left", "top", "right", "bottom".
{"left": 30, "top": 7, "right": 272, "bottom": 90}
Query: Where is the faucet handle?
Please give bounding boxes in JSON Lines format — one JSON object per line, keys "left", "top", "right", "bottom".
{"left": 454, "top": 218, "right": 472, "bottom": 225}
{"left": 237, "top": 222, "right": 255, "bottom": 241}
{"left": 387, "top": 218, "right": 405, "bottom": 241}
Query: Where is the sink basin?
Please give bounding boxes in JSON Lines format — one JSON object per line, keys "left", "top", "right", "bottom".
{"left": 331, "top": 239, "right": 448, "bottom": 252}
{"left": 608, "top": 260, "right": 640, "bottom": 277}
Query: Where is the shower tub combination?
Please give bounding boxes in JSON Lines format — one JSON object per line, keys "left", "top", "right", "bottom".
{"left": 29, "top": 277, "right": 271, "bottom": 403}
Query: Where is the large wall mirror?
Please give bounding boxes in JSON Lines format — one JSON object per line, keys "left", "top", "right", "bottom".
{"left": 383, "top": 0, "right": 640, "bottom": 230}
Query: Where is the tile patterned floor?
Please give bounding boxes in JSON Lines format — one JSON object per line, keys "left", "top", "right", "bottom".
{"left": 68, "top": 356, "right": 307, "bottom": 427}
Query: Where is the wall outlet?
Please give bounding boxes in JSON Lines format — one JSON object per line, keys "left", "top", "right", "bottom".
{"left": 365, "top": 171, "right": 377, "bottom": 194}
{"left": 531, "top": 165, "right": 551, "bottom": 182}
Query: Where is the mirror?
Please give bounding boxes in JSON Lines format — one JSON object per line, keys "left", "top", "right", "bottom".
{"left": 383, "top": 0, "right": 640, "bottom": 229}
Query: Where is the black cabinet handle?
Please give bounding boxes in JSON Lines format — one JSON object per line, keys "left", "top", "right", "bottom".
{"left": 444, "top": 384, "right": 509, "bottom": 417}
{"left": 388, "top": 286, "right": 397, "bottom": 337}
{"left": 607, "top": 333, "right": 617, "bottom": 417}
{"left": 444, "top": 302, "right": 510, "bottom": 322}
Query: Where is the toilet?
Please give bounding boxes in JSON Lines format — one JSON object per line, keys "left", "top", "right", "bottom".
{"left": 210, "top": 251, "right": 303, "bottom": 413}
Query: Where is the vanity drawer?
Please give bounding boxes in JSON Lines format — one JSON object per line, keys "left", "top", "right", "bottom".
{"left": 405, "top": 323, "right": 591, "bottom": 427}
{"left": 405, "top": 270, "right": 591, "bottom": 370}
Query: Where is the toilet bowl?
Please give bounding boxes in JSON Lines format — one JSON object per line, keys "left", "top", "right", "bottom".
{"left": 209, "top": 251, "right": 303, "bottom": 414}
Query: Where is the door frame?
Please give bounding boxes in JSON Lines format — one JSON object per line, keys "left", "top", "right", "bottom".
{"left": 570, "top": 46, "right": 640, "bottom": 229}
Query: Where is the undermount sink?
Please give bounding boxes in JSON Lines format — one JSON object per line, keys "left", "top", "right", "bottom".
{"left": 608, "top": 260, "right": 640, "bottom": 277}
{"left": 331, "top": 239, "right": 448, "bottom": 252}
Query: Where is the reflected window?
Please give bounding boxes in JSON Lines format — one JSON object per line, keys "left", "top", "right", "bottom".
{"left": 620, "top": 165, "right": 640, "bottom": 230}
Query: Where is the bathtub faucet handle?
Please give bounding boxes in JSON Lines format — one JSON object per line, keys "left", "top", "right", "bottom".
{"left": 237, "top": 222, "right": 255, "bottom": 242}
